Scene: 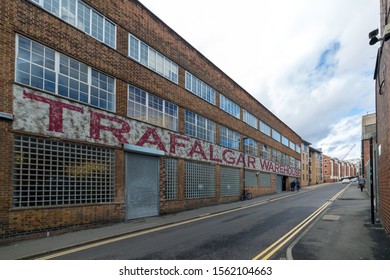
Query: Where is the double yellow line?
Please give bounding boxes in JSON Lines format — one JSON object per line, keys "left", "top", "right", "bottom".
{"left": 252, "top": 185, "right": 348, "bottom": 260}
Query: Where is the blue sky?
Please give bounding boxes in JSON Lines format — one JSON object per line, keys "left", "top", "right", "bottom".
{"left": 139, "top": 0, "right": 379, "bottom": 160}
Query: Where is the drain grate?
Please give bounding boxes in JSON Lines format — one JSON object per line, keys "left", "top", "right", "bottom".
{"left": 322, "top": 214, "right": 340, "bottom": 221}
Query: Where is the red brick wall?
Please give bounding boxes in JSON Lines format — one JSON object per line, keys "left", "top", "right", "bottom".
{"left": 376, "top": 0, "right": 390, "bottom": 234}
{"left": 0, "top": 0, "right": 301, "bottom": 240}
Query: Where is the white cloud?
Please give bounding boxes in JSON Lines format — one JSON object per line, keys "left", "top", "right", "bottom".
{"left": 139, "top": 0, "right": 379, "bottom": 160}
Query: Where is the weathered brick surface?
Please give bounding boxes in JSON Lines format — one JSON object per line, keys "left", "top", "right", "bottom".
{"left": 0, "top": 0, "right": 302, "bottom": 240}
{"left": 376, "top": 0, "right": 390, "bottom": 235}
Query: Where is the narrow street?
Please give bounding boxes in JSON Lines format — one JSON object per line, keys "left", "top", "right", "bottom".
{"left": 42, "top": 183, "right": 347, "bottom": 260}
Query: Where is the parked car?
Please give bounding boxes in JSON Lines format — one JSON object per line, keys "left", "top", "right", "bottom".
{"left": 342, "top": 178, "right": 351, "bottom": 184}
{"left": 351, "top": 177, "right": 358, "bottom": 182}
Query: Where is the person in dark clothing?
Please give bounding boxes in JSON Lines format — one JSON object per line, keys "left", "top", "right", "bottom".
{"left": 290, "top": 180, "right": 296, "bottom": 191}
{"left": 295, "top": 179, "right": 300, "bottom": 192}
{"left": 358, "top": 177, "right": 365, "bottom": 192}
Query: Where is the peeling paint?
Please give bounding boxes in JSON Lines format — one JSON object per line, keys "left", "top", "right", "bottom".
{"left": 13, "top": 85, "right": 300, "bottom": 177}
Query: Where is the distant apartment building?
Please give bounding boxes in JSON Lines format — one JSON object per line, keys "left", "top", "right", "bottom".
{"left": 301, "top": 140, "right": 310, "bottom": 187}
{"left": 323, "top": 155, "right": 357, "bottom": 182}
{"left": 309, "top": 147, "right": 323, "bottom": 185}
{"left": 323, "top": 155, "right": 332, "bottom": 182}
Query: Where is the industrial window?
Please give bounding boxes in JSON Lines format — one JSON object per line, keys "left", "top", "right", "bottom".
{"left": 296, "top": 145, "right": 301, "bottom": 154}
{"left": 220, "top": 167, "right": 240, "bottom": 197}
{"left": 243, "top": 110, "right": 258, "bottom": 129}
{"left": 16, "top": 35, "right": 115, "bottom": 111}
{"left": 272, "top": 129, "right": 281, "bottom": 142}
{"left": 29, "top": 0, "right": 116, "bottom": 48}
{"left": 165, "top": 158, "right": 178, "bottom": 200}
{"left": 220, "top": 95, "right": 240, "bottom": 119}
{"left": 282, "top": 136, "right": 289, "bottom": 146}
{"left": 12, "top": 136, "right": 115, "bottom": 208}
{"left": 128, "top": 85, "right": 178, "bottom": 131}
{"left": 244, "top": 137, "right": 258, "bottom": 156}
{"left": 185, "top": 161, "right": 216, "bottom": 199}
{"left": 245, "top": 170, "right": 258, "bottom": 187}
{"left": 220, "top": 126, "right": 240, "bottom": 150}
{"left": 260, "top": 144, "right": 271, "bottom": 160}
{"left": 272, "top": 149, "right": 281, "bottom": 163}
{"left": 281, "top": 153, "right": 289, "bottom": 166}
{"left": 185, "top": 110, "right": 216, "bottom": 142}
{"left": 128, "top": 33, "right": 178, "bottom": 84}
{"left": 185, "top": 71, "right": 216, "bottom": 105}
{"left": 289, "top": 141, "right": 296, "bottom": 150}
{"left": 260, "top": 173, "right": 271, "bottom": 187}
{"left": 260, "top": 121, "right": 271, "bottom": 136}
{"left": 290, "top": 157, "right": 296, "bottom": 168}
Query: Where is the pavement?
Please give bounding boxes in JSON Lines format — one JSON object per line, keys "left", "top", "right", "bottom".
{"left": 290, "top": 183, "right": 390, "bottom": 260}
{"left": 0, "top": 183, "right": 390, "bottom": 260}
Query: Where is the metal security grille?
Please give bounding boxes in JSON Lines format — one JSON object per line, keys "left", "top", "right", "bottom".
{"left": 165, "top": 158, "right": 178, "bottom": 200}
{"left": 245, "top": 170, "right": 258, "bottom": 187}
{"left": 13, "top": 136, "right": 115, "bottom": 208}
{"left": 185, "top": 161, "right": 216, "bottom": 199}
{"left": 220, "top": 167, "right": 240, "bottom": 196}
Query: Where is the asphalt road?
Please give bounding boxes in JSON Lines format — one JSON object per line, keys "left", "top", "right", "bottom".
{"left": 50, "top": 183, "right": 347, "bottom": 260}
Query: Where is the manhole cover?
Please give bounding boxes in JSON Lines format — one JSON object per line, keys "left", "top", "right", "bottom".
{"left": 322, "top": 214, "right": 340, "bottom": 221}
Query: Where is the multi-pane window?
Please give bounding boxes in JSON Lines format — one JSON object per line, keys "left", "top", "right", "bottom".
{"left": 290, "top": 157, "right": 296, "bottom": 168}
{"left": 282, "top": 136, "right": 289, "bottom": 146}
{"left": 30, "top": 0, "right": 116, "bottom": 48}
{"left": 220, "top": 167, "right": 240, "bottom": 197}
{"left": 165, "top": 158, "right": 178, "bottom": 200}
{"left": 220, "top": 126, "right": 240, "bottom": 150}
{"left": 296, "top": 145, "right": 301, "bottom": 154}
{"left": 243, "top": 110, "right": 258, "bottom": 129}
{"left": 128, "top": 34, "right": 178, "bottom": 84}
{"left": 272, "top": 129, "right": 281, "bottom": 142}
{"left": 281, "top": 153, "right": 289, "bottom": 166}
{"left": 296, "top": 160, "right": 301, "bottom": 169}
{"left": 260, "top": 173, "right": 271, "bottom": 187}
{"left": 13, "top": 135, "right": 115, "bottom": 208}
{"left": 185, "top": 72, "right": 216, "bottom": 105}
{"left": 245, "top": 170, "right": 258, "bottom": 187}
{"left": 244, "top": 137, "right": 257, "bottom": 156}
{"left": 16, "top": 35, "right": 115, "bottom": 111}
{"left": 185, "top": 161, "right": 216, "bottom": 199}
{"left": 289, "top": 141, "right": 296, "bottom": 150}
{"left": 128, "top": 85, "right": 178, "bottom": 131}
{"left": 220, "top": 95, "right": 240, "bottom": 119}
{"left": 260, "top": 144, "right": 271, "bottom": 160}
{"left": 272, "top": 149, "right": 281, "bottom": 163}
{"left": 185, "top": 111, "right": 216, "bottom": 142}
{"left": 260, "top": 121, "right": 271, "bottom": 136}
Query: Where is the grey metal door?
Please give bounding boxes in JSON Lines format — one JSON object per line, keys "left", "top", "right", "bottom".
{"left": 125, "top": 153, "right": 159, "bottom": 220}
{"left": 276, "top": 175, "right": 283, "bottom": 193}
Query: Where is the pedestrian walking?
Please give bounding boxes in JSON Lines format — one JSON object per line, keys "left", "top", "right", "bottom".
{"left": 358, "top": 177, "right": 365, "bottom": 192}
{"left": 296, "top": 179, "right": 300, "bottom": 192}
{"left": 290, "top": 180, "right": 296, "bottom": 191}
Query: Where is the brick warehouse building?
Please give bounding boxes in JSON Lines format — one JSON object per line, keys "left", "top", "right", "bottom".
{"left": 0, "top": 0, "right": 301, "bottom": 240}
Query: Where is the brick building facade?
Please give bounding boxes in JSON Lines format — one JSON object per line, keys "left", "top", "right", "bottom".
{"left": 0, "top": 0, "right": 302, "bottom": 241}
{"left": 374, "top": 0, "right": 390, "bottom": 235}
{"left": 300, "top": 140, "right": 310, "bottom": 187}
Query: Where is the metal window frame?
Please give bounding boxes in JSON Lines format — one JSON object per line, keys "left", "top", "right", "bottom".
{"left": 12, "top": 135, "right": 115, "bottom": 208}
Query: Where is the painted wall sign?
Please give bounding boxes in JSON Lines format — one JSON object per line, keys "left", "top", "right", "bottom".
{"left": 13, "top": 85, "right": 300, "bottom": 177}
